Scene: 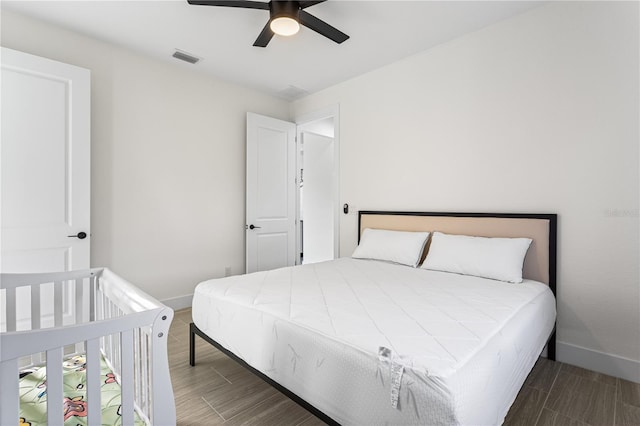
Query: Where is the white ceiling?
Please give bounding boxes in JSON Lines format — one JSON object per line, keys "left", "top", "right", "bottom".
{"left": 2, "top": 0, "right": 545, "bottom": 100}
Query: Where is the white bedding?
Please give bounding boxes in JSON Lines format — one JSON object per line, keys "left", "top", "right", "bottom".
{"left": 192, "top": 258, "right": 556, "bottom": 425}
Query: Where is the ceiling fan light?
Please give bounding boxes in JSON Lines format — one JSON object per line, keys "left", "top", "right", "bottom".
{"left": 270, "top": 17, "right": 300, "bottom": 36}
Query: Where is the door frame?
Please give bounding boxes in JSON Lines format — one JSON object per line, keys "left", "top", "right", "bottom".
{"left": 295, "top": 105, "right": 340, "bottom": 263}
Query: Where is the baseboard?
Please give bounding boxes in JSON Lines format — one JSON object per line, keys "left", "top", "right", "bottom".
{"left": 557, "top": 341, "right": 640, "bottom": 383}
{"left": 161, "top": 294, "right": 192, "bottom": 311}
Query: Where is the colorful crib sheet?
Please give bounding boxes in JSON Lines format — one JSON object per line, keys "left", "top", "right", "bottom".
{"left": 18, "top": 355, "right": 144, "bottom": 426}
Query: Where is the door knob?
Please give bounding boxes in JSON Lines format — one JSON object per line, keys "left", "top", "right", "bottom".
{"left": 68, "top": 232, "right": 88, "bottom": 239}
{"left": 249, "top": 224, "right": 261, "bottom": 230}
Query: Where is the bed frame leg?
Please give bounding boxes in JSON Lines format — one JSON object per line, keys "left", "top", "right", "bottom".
{"left": 548, "top": 329, "right": 557, "bottom": 361}
{"left": 189, "top": 322, "right": 196, "bottom": 366}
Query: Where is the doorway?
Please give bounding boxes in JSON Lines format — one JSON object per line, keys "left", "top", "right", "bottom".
{"left": 245, "top": 107, "right": 339, "bottom": 272}
{"left": 296, "top": 107, "right": 340, "bottom": 265}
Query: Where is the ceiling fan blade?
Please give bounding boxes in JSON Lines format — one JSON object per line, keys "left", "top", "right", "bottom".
{"left": 253, "top": 21, "right": 275, "bottom": 47}
{"left": 187, "top": 0, "right": 269, "bottom": 10}
{"left": 299, "top": 10, "right": 349, "bottom": 44}
{"left": 299, "top": 0, "right": 326, "bottom": 9}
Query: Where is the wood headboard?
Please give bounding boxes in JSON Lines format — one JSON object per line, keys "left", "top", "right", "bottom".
{"left": 358, "top": 211, "right": 557, "bottom": 293}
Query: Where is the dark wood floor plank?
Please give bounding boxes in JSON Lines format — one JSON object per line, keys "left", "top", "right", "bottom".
{"left": 504, "top": 385, "right": 548, "bottom": 426}
{"left": 616, "top": 400, "right": 640, "bottom": 426}
{"left": 209, "top": 352, "right": 260, "bottom": 383}
{"left": 202, "top": 373, "right": 281, "bottom": 420}
{"left": 173, "top": 309, "right": 193, "bottom": 325}
{"left": 546, "top": 371, "right": 616, "bottom": 426}
{"left": 224, "top": 393, "right": 313, "bottom": 426}
{"left": 618, "top": 377, "right": 640, "bottom": 408}
{"left": 560, "top": 363, "right": 617, "bottom": 387}
{"left": 170, "top": 361, "right": 230, "bottom": 396}
{"left": 525, "top": 357, "right": 563, "bottom": 393}
{"left": 174, "top": 391, "right": 225, "bottom": 425}
{"left": 536, "top": 408, "right": 589, "bottom": 426}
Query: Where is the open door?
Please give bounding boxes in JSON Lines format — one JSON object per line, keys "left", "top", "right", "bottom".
{"left": 245, "top": 113, "right": 297, "bottom": 273}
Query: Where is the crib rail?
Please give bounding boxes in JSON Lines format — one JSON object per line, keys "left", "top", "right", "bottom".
{"left": 0, "top": 268, "right": 176, "bottom": 426}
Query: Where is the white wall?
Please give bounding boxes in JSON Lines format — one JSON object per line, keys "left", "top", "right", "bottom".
{"left": 1, "top": 10, "right": 290, "bottom": 305}
{"left": 300, "top": 117, "right": 334, "bottom": 138}
{"left": 293, "top": 1, "right": 640, "bottom": 380}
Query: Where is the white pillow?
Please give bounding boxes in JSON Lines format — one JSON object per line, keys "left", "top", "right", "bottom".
{"left": 352, "top": 228, "right": 430, "bottom": 267}
{"left": 421, "top": 232, "right": 532, "bottom": 283}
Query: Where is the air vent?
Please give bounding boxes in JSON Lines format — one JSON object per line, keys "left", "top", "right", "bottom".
{"left": 172, "top": 50, "right": 200, "bottom": 64}
{"left": 277, "top": 85, "right": 309, "bottom": 101}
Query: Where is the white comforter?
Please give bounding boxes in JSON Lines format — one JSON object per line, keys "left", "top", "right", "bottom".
{"left": 193, "top": 258, "right": 556, "bottom": 425}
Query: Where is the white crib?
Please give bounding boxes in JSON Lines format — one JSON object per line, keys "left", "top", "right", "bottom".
{"left": 0, "top": 268, "right": 176, "bottom": 425}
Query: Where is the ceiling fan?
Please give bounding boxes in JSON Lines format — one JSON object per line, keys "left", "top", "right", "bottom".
{"left": 187, "top": 0, "right": 349, "bottom": 47}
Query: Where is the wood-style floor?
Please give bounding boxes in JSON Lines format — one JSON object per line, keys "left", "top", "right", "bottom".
{"left": 169, "top": 309, "right": 640, "bottom": 425}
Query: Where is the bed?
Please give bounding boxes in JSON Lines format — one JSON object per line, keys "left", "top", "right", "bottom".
{"left": 0, "top": 268, "right": 176, "bottom": 426}
{"left": 190, "top": 211, "right": 557, "bottom": 425}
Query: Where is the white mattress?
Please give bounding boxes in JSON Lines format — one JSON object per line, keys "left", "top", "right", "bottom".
{"left": 192, "top": 258, "right": 556, "bottom": 425}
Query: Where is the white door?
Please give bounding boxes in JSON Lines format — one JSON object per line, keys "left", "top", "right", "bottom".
{"left": 246, "top": 113, "right": 296, "bottom": 273}
{"left": 1, "top": 47, "right": 91, "bottom": 273}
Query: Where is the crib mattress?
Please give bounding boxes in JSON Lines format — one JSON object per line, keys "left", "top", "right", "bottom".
{"left": 18, "top": 355, "right": 144, "bottom": 426}
{"left": 192, "top": 258, "right": 556, "bottom": 425}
